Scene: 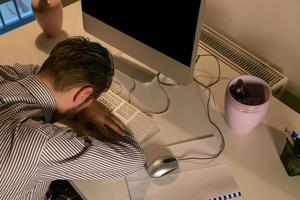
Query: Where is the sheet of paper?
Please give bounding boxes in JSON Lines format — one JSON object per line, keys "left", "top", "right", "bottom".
{"left": 126, "top": 137, "right": 243, "bottom": 200}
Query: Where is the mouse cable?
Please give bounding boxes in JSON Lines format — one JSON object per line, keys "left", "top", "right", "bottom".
{"left": 175, "top": 87, "right": 225, "bottom": 161}
{"left": 127, "top": 73, "right": 171, "bottom": 116}
{"left": 176, "top": 53, "right": 225, "bottom": 161}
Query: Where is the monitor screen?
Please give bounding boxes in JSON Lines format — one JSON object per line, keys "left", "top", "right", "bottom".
{"left": 81, "top": 0, "right": 204, "bottom": 85}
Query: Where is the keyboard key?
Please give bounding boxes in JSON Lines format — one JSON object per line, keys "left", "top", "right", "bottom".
{"left": 97, "top": 90, "right": 159, "bottom": 143}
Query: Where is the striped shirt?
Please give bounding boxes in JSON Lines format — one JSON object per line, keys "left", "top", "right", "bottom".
{"left": 0, "top": 64, "right": 145, "bottom": 200}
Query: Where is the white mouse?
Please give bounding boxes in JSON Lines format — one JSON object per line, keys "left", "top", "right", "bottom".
{"left": 145, "top": 156, "right": 179, "bottom": 178}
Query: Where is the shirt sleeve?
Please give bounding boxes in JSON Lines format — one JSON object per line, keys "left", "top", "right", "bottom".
{"left": 0, "top": 63, "right": 40, "bottom": 82}
{"left": 38, "top": 125, "right": 146, "bottom": 181}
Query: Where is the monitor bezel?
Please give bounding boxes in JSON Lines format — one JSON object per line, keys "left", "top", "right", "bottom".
{"left": 81, "top": 1, "right": 205, "bottom": 85}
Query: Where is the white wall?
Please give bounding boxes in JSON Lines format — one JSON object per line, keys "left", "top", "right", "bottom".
{"left": 203, "top": 0, "right": 300, "bottom": 99}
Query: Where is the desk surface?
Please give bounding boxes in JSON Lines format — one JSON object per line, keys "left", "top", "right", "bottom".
{"left": 1, "top": 1, "right": 300, "bottom": 199}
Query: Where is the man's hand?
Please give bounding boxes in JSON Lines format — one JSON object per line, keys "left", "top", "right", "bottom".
{"left": 78, "top": 100, "right": 128, "bottom": 139}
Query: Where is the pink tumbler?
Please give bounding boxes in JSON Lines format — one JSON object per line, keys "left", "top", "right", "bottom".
{"left": 224, "top": 75, "right": 271, "bottom": 134}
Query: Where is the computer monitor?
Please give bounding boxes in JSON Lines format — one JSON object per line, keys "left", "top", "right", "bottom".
{"left": 81, "top": 0, "right": 205, "bottom": 85}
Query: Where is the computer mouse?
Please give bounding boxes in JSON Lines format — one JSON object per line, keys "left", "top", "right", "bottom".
{"left": 145, "top": 156, "right": 179, "bottom": 178}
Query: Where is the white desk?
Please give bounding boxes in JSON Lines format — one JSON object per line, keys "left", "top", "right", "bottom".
{"left": 1, "top": 2, "right": 300, "bottom": 199}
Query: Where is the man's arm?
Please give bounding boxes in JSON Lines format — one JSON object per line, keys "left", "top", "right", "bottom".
{"left": 0, "top": 63, "right": 40, "bottom": 82}
{"left": 38, "top": 125, "right": 145, "bottom": 181}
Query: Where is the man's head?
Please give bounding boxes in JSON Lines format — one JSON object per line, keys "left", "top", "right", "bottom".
{"left": 38, "top": 36, "right": 114, "bottom": 120}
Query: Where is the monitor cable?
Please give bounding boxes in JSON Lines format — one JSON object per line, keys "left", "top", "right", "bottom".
{"left": 176, "top": 53, "right": 225, "bottom": 161}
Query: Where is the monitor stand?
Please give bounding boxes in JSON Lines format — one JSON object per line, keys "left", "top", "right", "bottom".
{"left": 111, "top": 54, "right": 215, "bottom": 145}
{"left": 112, "top": 54, "right": 172, "bottom": 113}
{"left": 113, "top": 54, "right": 156, "bottom": 83}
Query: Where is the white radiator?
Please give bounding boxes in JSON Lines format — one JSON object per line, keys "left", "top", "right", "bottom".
{"left": 198, "top": 24, "right": 288, "bottom": 98}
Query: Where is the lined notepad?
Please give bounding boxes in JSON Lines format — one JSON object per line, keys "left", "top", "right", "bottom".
{"left": 126, "top": 137, "right": 243, "bottom": 200}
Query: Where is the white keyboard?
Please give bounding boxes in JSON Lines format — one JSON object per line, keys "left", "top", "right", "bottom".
{"left": 97, "top": 90, "right": 159, "bottom": 143}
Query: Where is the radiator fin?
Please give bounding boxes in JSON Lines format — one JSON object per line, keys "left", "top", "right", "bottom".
{"left": 199, "top": 24, "right": 284, "bottom": 87}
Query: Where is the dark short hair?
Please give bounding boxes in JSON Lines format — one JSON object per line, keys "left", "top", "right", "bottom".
{"left": 39, "top": 36, "right": 114, "bottom": 98}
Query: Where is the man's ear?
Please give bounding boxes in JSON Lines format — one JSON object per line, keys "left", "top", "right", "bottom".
{"left": 73, "top": 86, "right": 93, "bottom": 106}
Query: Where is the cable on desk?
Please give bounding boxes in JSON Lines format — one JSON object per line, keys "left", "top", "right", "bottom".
{"left": 194, "top": 54, "right": 221, "bottom": 88}
{"left": 176, "top": 87, "right": 225, "bottom": 161}
{"left": 177, "top": 53, "right": 225, "bottom": 161}
{"left": 128, "top": 78, "right": 136, "bottom": 103}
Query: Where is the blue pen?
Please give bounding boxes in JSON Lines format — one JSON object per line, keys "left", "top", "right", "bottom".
{"left": 290, "top": 131, "right": 300, "bottom": 156}
{"left": 291, "top": 131, "right": 298, "bottom": 141}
